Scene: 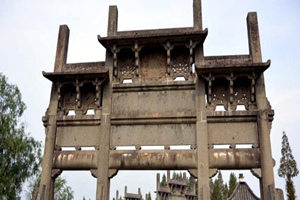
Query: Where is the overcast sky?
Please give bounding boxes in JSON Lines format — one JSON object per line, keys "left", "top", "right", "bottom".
{"left": 0, "top": 0, "right": 300, "bottom": 199}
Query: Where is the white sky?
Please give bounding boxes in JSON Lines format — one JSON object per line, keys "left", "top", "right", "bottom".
{"left": 0, "top": 0, "right": 300, "bottom": 199}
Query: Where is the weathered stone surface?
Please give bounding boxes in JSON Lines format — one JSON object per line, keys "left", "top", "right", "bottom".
{"left": 37, "top": 0, "right": 280, "bottom": 199}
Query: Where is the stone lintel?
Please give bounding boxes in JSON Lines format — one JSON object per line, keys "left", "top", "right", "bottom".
{"left": 112, "top": 80, "right": 195, "bottom": 92}
{"left": 56, "top": 115, "right": 101, "bottom": 126}
{"left": 109, "top": 150, "right": 197, "bottom": 170}
{"left": 53, "top": 150, "right": 98, "bottom": 170}
{"left": 52, "top": 149, "right": 261, "bottom": 170}
{"left": 110, "top": 116, "right": 196, "bottom": 125}
{"left": 209, "top": 149, "right": 261, "bottom": 169}
{"left": 206, "top": 111, "right": 258, "bottom": 123}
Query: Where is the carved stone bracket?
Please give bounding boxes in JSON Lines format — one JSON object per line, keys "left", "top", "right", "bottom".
{"left": 251, "top": 168, "right": 261, "bottom": 179}
{"left": 56, "top": 81, "right": 63, "bottom": 111}
{"left": 90, "top": 169, "right": 118, "bottom": 179}
{"left": 163, "top": 41, "right": 174, "bottom": 76}
{"left": 188, "top": 168, "right": 218, "bottom": 179}
{"left": 112, "top": 44, "right": 120, "bottom": 78}
{"left": 249, "top": 72, "right": 256, "bottom": 104}
{"left": 206, "top": 73, "right": 215, "bottom": 106}
{"left": 209, "top": 168, "right": 218, "bottom": 178}
{"left": 186, "top": 40, "right": 196, "bottom": 75}
{"left": 42, "top": 114, "right": 49, "bottom": 128}
{"left": 93, "top": 77, "right": 104, "bottom": 109}
{"left": 188, "top": 169, "right": 197, "bottom": 178}
{"left": 91, "top": 169, "right": 98, "bottom": 178}
{"left": 132, "top": 42, "right": 143, "bottom": 78}
{"left": 75, "top": 78, "right": 82, "bottom": 113}
{"left": 109, "top": 169, "right": 119, "bottom": 179}
{"left": 226, "top": 72, "right": 236, "bottom": 110}
{"left": 51, "top": 169, "right": 62, "bottom": 179}
{"left": 246, "top": 72, "right": 257, "bottom": 109}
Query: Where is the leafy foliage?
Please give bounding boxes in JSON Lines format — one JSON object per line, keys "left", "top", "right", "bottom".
{"left": 54, "top": 177, "right": 74, "bottom": 200}
{"left": 278, "top": 131, "right": 299, "bottom": 200}
{"left": 26, "top": 171, "right": 74, "bottom": 200}
{"left": 0, "top": 74, "right": 41, "bottom": 200}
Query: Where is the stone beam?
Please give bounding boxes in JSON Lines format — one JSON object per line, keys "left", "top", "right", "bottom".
{"left": 53, "top": 150, "right": 98, "bottom": 170}
{"left": 52, "top": 149, "right": 261, "bottom": 171}
{"left": 209, "top": 149, "right": 261, "bottom": 169}
{"left": 109, "top": 150, "right": 197, "bottom": 170}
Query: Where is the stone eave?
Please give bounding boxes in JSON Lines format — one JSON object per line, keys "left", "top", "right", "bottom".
{"left": 124, "top": 193, "right": 141, "bottom": 199}
{"left": 196, "top": 59, "right": 270, "bottom": 76}
{"left": 98, "top": 28, "right": 208, "bottom": 49}
{"left": 42, "top": 69, "right": 109, "bottom": 83}
{"left": 168, "top": 179, "right": 187, "bottom": 186}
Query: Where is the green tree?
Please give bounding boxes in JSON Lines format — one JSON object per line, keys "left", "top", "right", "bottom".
{"left": 54, "top": 177, "right": 74, "bottom": 200}
{"left": 223, "top": 183, "right": 228, "bottom": 199}
{"left": 209, "top": 178, "right": 214, "bottom": 197}
{"left": 161, "top": 173, "right": 167, "bottom": 187}
{"left": 228, "top": 172, "right": 237, "bottom": 197}
{"left": 211, "top": 178, "right": 221, "bottom": 200}
{"left": 187, "top": 176, "right": 195, "bottom": 191}
{"left": 146, "top": 192, "right": 152, "bottom": 200}
{"left": 0, "top": 74, "right": 41, "bottom": 200}
{"left": 172, "top": 171, "right": 176, "bottom": 179}
{"left": 171, "top": 171, "right": 183, "bottom": 181}
{"left": 179, "top": 172, "right": 183, "bottom": 180}
{"left": 26, "top": 172, "right": 74, "bottom": 200}
{"left": 278, "top": 131, "right": 299, "bottom": 200}
{"left": 211, "top": 171, "right": 227, "bottom": 200}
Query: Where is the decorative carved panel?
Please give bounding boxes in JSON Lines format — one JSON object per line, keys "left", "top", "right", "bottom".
{"left": 58, "top": 78, "right": 104, "bottom": 115}
{"left": 140, "top": 46, "right": 167, "bottom": 81}
{"left": 233, "top": 77, "right": 251, "bottom": 110}
{"left": 118, "top": 49, "right": 135, "bottom": 82}
{"left": 210, "top": 77, "right": 228, "bottom": 110}
{"left": 81, "top": 82, "right": 98, "bottom": 114}
{"left": 61, "top": 83, "right": 77, "bottom": 114}
{"left": 171, "top": 46, "right": 190, "bottom": 80}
